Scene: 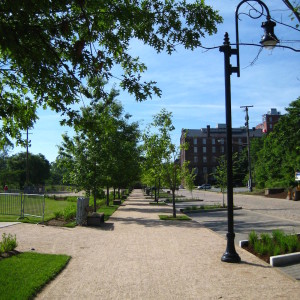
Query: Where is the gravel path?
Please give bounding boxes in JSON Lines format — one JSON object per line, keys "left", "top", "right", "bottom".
{"left": 1, "top": 189, "right": 300, "bottom": 299}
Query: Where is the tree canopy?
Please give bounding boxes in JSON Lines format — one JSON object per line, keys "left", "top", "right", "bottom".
{"left": 58, "top": 90, "right": 141, "bottom": 209}
{"left": 254, "top": 97, "right": 300, "bottom": 188}
{"left": 0, "top": 0, "right": 222, "bottom": 146}
{"left": 0, "top": 152, "right": 50, "bottom": 189}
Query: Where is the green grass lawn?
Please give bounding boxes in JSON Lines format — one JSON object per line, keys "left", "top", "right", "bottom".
{"left": 159, "top": 215, "right": 191, "bottom": 221}
{"left": 0, "top": 197, "right": 123, "bottom": 225}
{"left": 97, "top": 203, "right": 121, "bottom": 221}
{"left": 0, "top": 197, "right": 74, "bottom": 224}
{"left": 0, "top": 252, "right": 70, "bottom": 300}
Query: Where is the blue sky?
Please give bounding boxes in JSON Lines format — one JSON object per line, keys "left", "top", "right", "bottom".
{"left": 11, "top": 0, "right": 300, "bottom": 162}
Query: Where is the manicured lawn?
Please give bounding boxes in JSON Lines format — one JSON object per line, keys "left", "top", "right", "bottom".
{"left": 97, "top": 203, "right": 120, "bottom": 221}
{"left": 0, "top": 252, "right": 71, "bottom": 300}
{"left": 159, "top": 215, "right": 191, "bottom": 221}
{"left": 1, "top": 197, "right": 123, "bottom": 225}
{"left": 149, "top": 202, "right": 167, "bottom": 205}
{"left": 0, "top": 198, "right": 74, "bottom": 224}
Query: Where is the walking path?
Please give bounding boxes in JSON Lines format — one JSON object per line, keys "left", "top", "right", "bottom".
{"left": 1, "top": 190, "right": 300, "bottom": 299}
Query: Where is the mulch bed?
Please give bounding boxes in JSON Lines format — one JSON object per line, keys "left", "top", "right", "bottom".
{"left": 46, "top": 219, "right": 68, "bottom": 226}
{"left": 241, "top": 244, "right": 270, "bottom": 263}
{"left": 0, "top": 250, "right": 21, "bottom": 261}
{"left": 265, "top": 191, "right": 288, "bottom": 199}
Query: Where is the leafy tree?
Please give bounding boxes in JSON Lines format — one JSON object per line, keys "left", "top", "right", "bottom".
{"left": 181, "top": 161, "right": 196, "bottom": 198}
{"left": 255, "top": 98, "right": 300, "bottom": 188}
{"left": 0, "top": 1, "right": 222, "bottom": 145}
{"left": 142, "top": 108, "right": 175, "bottom": 202}
{"left": 1, "top": 152, "right": 50, "bottom": 189}
{"left": 142, "top": 109, "right": 184, "bottom": 217}
{"left": 213, "top": 153, "right": 239, "bottom": 207}
{"left": 48, "top": 156, "right": 69, "bottom": 186}
{"left": 59, "top": 91, "right": 141, "bottom": 210}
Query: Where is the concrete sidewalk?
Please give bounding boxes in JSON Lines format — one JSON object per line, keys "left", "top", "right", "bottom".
{"left": 1, "top": 189, "right": 300, "bottom": 299}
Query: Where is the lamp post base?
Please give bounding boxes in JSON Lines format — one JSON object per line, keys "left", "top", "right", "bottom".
{"left": 221, "top": 251, "right": 241, "bottom": 263}
{"left": 221, "top": 233, "right": 241, "bottom": 263}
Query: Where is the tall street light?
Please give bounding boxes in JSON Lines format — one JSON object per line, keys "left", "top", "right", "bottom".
{"left": 219, "top": 0, "right": 279, "bottom": 263}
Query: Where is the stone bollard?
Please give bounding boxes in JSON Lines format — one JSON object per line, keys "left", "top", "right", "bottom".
{"left": 76, "top": 197, "right": 89, "bottom": 225}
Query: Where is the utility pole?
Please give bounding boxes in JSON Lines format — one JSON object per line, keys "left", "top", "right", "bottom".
{"left": 240, "top": 105, "right": 253, "bottom": 192}
{"left": 25, "top": 127, "right": 32, "bottom": 188}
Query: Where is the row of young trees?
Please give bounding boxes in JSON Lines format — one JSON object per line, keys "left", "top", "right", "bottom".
{"left": 141, "top": 109, "right": 195, "bottom": 217}
{"left": 57, "top": 89, "right": 141, "bottom": 211}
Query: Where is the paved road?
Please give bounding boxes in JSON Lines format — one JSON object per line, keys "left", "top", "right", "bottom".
{"left": 167, "top": 189, "right": 300, "bottom": 280}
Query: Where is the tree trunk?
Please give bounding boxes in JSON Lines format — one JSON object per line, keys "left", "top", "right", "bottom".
{"left": 93, "top": 192, "right": 97, "bottom": 212}
{"left": 172, "top": 189, "right": 176, "bottom": 218}
{"left": 106, "top": 186, "right": 109, "bottom": 206}
{"left": 118, "top": 187, "right": 120, "bottom": 199}
{"left": 113, "top": 188, "right": 116, "bottom": 200}
{"left": 158, "top": 177, "right": 160, "bottom": 199}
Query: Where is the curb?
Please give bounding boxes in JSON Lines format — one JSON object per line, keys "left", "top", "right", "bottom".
{"left": 239, "top": 239, "right": 300, "bottom": 267}
{"left": 180, "top": 206, "right": 242, "bottom": 213}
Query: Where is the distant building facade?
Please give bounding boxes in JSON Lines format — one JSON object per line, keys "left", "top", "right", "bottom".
{"left": 180, "top": 124, "right": 263, "bottom": 185}
{"left": 256, "top": 108, "right": 281, "bottom": 133}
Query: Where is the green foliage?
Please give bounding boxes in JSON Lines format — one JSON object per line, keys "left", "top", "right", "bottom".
{"left": 181, "top": 161, "right": 197, "bottom": 195}
{"left": 62, "top": 206, "right": 77, "bottom": 221}
{"left": 97, "top": 203, "right": 120, "bottom": 221}
{"left": 0, "top": 152, "right": 50, "bottom": 189}
{"left": 58, "top": 95, "right": 141, "bottom": 211}
{"left": 0, "top": 252, "right": 70, "bottom": 300}
{"left": 254, "top": 98, "right": 300, "bottom": 188}
{"left": 0, "top": 233, "right": 18, "bottom": 254}
{"left": 159, "top": 215, "right": 191, "bottom": 221}
{"left": 0, "top": 0, "right": 222, "bottom": 145}
{"left": 54, "top": 205, "right": 76, "bottom": 221}
{"left": 248, "top": 230, "right": 300, "bottom": 258}
{"left": 249, "top": 230, "right": 258, "bottom": 246}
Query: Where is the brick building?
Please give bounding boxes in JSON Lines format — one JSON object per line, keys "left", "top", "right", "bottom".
{"left": 180, "top": 124, "right": 263, "bottom": 185}
{"left": 256, "top": 108, "right": 281, "bottom": 133}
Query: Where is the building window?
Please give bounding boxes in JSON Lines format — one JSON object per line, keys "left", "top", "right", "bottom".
{"left": 203, "top": 147, "right": 206, "bottom": 153}
{"left": 220, "top": 138, "right": 224, "bottom": 145}
{"left": 203, "top": 156, "right": 207, "bottom": 163}
{"left": 193, "top": 138, "right": 197, "bottom": 145}
{"left": 212, "top": 146, "right": 216, "bottom": 153}
{"left": 212, "top": 138, "right": 215, "bottom": 145}
{"left": 270, "top": 124, "right": 273, "bottom": 129}
{"left": 212, "top": 156, "right": 217, "bottom": 163}
{"left": 221, "top": 146, "right": 225, "bottom": 153}
{"left": 194, "top": 156, "right": 198, "bottom": 163}
{"left": 269, "top": 116, "right": 272, "bottom": 122}
{"left": 238, "top": 138, "right": 242, "bottom": 144}
{"left": 203, "top": 138, "right": 206, "bottom": 145}
{"left": 194, "top": 167, "right": 198, "bottom": 174}
{"left": 239, "top": 146, "right": 243, "bottom": 152}
{"left": 194, "top": 147, "right": 197, "bottom": 153}
{"left": 212, "top": 167, "right": 216, "bottom": 174}
{"left": 203, "top": 167, "right": 207, "bottom": 174}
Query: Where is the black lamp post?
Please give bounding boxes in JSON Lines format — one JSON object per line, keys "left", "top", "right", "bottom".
{"left": 219, "top": 0, "right": 279, "bottom": 263}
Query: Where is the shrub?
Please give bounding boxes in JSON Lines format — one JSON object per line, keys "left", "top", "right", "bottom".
{"left": 63, "top": 206, "right": 76, "bottom": 221}
{"left": 249, "top": 230, "right": 258, "bottom": 246}
{"left": 285, "top": 235, "right": 299, "bottom": 253}
{"left": 248, "top": 230, "right": 300, "bottom": 257}
{"left": 54, "top": 211, "right": 63, "bottom": 219}
{"left": 0, "top": 233, "right": 18, "bottom": 254}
